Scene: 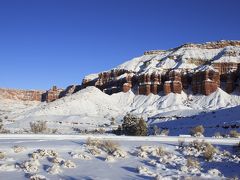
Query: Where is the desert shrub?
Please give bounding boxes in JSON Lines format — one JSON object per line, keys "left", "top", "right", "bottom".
{"left": 233, "top": 142, "right": 240, "bottom": 156}
{"left": 190, "top": 125, "right": 205, "bottom": 136}
{"left": 187, "top": 140, "right": 217, "bottom": 160}
{"left": 160, "top": 129, "right": 169, "bottom": 136}
{"left": 112, "top": 125, "right": 122, "bottom": 135}
{"left": 153, "top": 125, "right": 161, "bottom": 135}
{"left": 86, "top": 138, "right": 101, "bottom": 147}
{"left": 110, "top": 117, "right": 116, "bottom": 125}
{"left": 100, "top": 140, "right": 119, "bottom": 154}
{"left": 0, "top": 151, "right": 5, "bottom": 159}
{"left": 30, "top": 121, "right": 48, "bottom": 133}
{"left": 203, "top": 143, "right": 217, "bottom": 161}
{"left": 51, "top": 129, "right": 58, "bottom": 134}
{"left": 178, "top": 139, "right": 186, "bottom": 148}
{"left": 229, "top": 130, "right": 240, "bottom": 138}
{"left": 214, "top": 132, "right": 222, "bottom": 138}
{"left": 0, "top": 121, "right": 10, "bottom": 134}
{"left": 190, "top": 140, "right": 206, "bottom": 151}
{"left": 186, "top": 158, "right": 200, "bottom": 169}
{"left": 97, "top": 128, "right": 105, "bottom": 134}
{"left": 155, "top": 146, "right": 168, "bottom": 156}
{"left": 122, "top": 114, "right": 148, "bottom": 136}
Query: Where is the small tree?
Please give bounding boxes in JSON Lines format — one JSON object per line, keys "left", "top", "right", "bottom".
{"left": 135, "top": 118, "right": 148, "bottom": 136}
{"left": 122, "top": 114, "right": 148, "bottom": 136}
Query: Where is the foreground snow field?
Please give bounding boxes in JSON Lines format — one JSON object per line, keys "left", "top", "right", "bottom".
{"left": 0, "top": 136, "right": 239, "bottom": 180}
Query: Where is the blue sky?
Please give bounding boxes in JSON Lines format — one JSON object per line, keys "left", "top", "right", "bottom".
{"left": 0, "top": 0, "right": 239, "bottom": 90}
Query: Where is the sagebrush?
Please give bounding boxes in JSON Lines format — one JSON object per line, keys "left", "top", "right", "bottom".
{"left": 30, "top": 121, "right": 48, "bottom": 133}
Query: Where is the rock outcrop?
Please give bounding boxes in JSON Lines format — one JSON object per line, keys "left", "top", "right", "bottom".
{"left": 0, "top": 88, "right": 44, "bottom": 101}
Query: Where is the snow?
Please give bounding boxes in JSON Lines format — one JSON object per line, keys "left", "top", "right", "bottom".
{"left": 116, "top": 42, "right": 240, "bottom": 75}
{"left": 83, "top": 73, "right": 99, "bottom": 81}
{"left": 0, "top": 137, "right": 238, "bottom": 179}
{"left": 1, "top": 86, "right": 240, "bottom": 135}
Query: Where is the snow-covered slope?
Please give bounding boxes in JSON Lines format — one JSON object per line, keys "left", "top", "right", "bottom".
{"left": 115, "top": 41, "right": 240, "bottom": 75}
{"left": 2, "top": 85, "right": 240, "bottom": 134}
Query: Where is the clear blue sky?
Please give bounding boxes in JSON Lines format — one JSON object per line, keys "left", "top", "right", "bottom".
{"left": 0, "top": 0, "right": 239, "bottom": 90}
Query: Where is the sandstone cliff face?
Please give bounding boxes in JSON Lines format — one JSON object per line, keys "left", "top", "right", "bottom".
{"left": 0, "top": 88, "right": 44, "bottom": 101}
{"left": 82, "top": 40, "right": 240, "bottom": 96}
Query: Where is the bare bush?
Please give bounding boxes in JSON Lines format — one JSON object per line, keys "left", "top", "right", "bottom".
{"left": 186, "top": 158, "right": 200, "bottom": 169}
{"left": 30, "top": 121, "right": 48, "bottom": 134}
{"left": 190, "top": 125, "right": 205, "bottom": 136}
{"left": 229, "top": 130, "right": 240, "bottom": 138}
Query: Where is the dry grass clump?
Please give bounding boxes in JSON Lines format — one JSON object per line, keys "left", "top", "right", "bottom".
{"left": 0, "top": 151, "right": 5, "bottom": 159}
{"left": 0, "top": 124, "right": 10, "bottom": 134}
{"left": 178, "top": 139, "right": 186, "bottom": 148}
{"left": 13, "top": 145, "right": 25, "bottom": 153}
{"left": 229, "top": 130, "right": 240, "bottom": 138}
{"left": 30, "top": 121, "right": 48, "bottom": 134}
{"left": 190, "top": 140, "right": 206, "bottom": 151}
{"left": 155, "top": 146, "right": 169, "bottom": 157}
{"left": 100, "top": 140, "right": 119, "bottom": 155}
{"left": 86, "top": 138, "right": 121, "bottom": 155}
{"left": 190, "top": 125, "right": 205, "bottom": 136}
{"left": 86, "top": 138, "right": 101, "bottom": 147}
{"left": 203, "top": 143, "right": 217, "bottom": 161}
{"left": 214, "top": 132, "right": 222, "bottom": 138}
{"left": 234, "top": 142, "right": 240, "bottom": 156}
{"left": 184, "top": 140, "right": 217, "bottom": 161}
{"left": 186, "top": 158, "right": 200, "bottom": 169}
{"left": 160, "top": 129, "right": 169, "bottom": 136}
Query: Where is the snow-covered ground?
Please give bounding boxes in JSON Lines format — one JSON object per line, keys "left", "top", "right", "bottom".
{"left": 0, "top": 137, "right": 238, "bottom": 179}
{"left": 0, "top": 86, "right": 240, "bottom": 135}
